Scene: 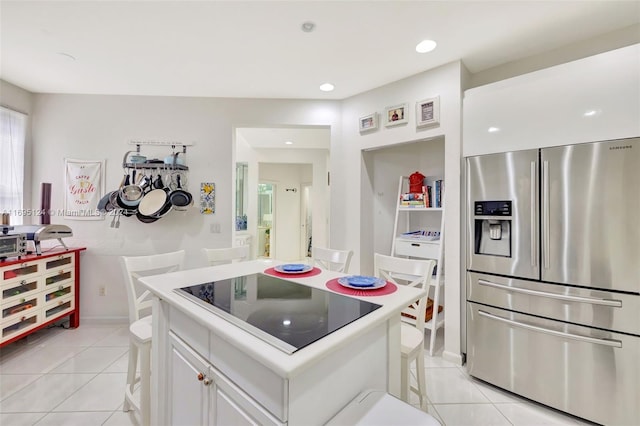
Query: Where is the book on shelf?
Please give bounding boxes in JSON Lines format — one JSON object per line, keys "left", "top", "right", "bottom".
{"left": 424, "top": 176, "right": 444, "bottom": 208}
{"left": 400, "top": 200, "right": 426, "bottom": 207}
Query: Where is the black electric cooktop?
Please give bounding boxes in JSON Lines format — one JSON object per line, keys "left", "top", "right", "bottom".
{"left": 174, "top": 273, "right": 382, "bottom": 354}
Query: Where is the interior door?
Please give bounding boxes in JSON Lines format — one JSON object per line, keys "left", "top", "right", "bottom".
{"left": 274, "top": 183, "right": 301, "bottom": 261}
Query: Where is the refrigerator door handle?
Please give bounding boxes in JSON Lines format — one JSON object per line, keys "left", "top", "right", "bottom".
{"left": 477, "top": 310, "right": 623, "bottom": 348}
{"left": 478, "top": 279, "right": 623, "bottom": 307}
{"left": 530, "top": 161, "right": 537, "bottom": 267}
{"left": 542, "top": 160, "right": 550, "bottom": 269}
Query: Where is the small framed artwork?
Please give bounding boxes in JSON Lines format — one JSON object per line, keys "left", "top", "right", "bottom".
{"left": 416, "top": 96, "right": 440, "bottom": 128}
{"left": 384, "top": 103, "right": 408, "bottom": 127}
{"left": 200, "top": 182, "right": 215, "bottom": 214}
{"left": 358, "top": 112, "right": 378, "bottom": 133}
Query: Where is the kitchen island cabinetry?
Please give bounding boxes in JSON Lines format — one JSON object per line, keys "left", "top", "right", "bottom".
{"left": 169, "top": 331, "right": 283, "bottom": 425}
{"left": 141, "top": 259, "right": 425, "bottom": 426}
{"left": 0, "top": 248, "right": 85, "bottom": 347}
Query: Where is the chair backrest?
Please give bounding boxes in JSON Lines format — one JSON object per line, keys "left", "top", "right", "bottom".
{"left": 120, "top": 250, "right": 186, "bottom": 324}
{"left": 202, "top": 245, "right": 250, "bottom": 266}
{"left": 312, "top": 247, "right": 354, "bottom": 273}
{"left": 373, "top": 253, "right": 436, "bottom": 331}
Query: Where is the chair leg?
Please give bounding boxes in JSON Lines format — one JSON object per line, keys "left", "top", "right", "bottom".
{"left": 429, "top": 316, "right": 438, "bottom": 356}
{"left": 139, "top": 341, "right": 151, "bottom": 426}
{"left": 400, "top": 353, "right": 410, "bottom": 403}
{"left": 416, "top": 347, "right": 427, "bottom": 411}
{"left": 123, "top": 340, "right": 139, "bottom": 412}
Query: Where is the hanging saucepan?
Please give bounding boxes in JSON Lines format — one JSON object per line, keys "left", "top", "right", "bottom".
{"left": 119, "top": 170, "right": 144, "bottom": 209}
{"left": 114, "top": 173, "right": 137, "bottom": 217}
{"left": 109, "top": 189, "right": 134, "bottom": 217}
{"left": 169, "top": 175, "right": 193, "bottom": 211}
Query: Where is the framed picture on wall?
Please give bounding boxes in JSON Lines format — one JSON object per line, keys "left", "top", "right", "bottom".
{"left": 416, "top": 96, "right": 440, "bottom": 128}
{"left": 358, "top": 112, "right": 378, "bottom": 133}
{"left": 384, "top": 103, "right": 408, "bottom": 127}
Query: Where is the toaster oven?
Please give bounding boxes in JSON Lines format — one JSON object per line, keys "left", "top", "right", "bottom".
{"left": 0, "top": 233, "right": 27, "bottom": 260}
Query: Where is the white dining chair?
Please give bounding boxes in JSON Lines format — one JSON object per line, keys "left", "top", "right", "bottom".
{"left": 201, "top": 245, "right": 250, "bottom": 266}
{"left": 120, "top": 250, "right": 186, "bottom": 426}
{"left": 312, "top": 246, "right": 353, "bottom": 273}
{"left": 374, "top": 253, "right": 436, "bottom": 411}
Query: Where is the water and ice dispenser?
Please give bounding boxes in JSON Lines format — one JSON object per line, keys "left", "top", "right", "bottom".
{"left": 473, "top": 201, "right": 512, "bottom": 257}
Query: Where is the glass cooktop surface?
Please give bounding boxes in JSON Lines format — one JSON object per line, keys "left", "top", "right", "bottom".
{"left": 174, "top": 273, "right": 381, "bottom": 354}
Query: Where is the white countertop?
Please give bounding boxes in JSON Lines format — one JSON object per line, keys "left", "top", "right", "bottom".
{"left": 139, "top": 259, "right": 425, "bottom": 378}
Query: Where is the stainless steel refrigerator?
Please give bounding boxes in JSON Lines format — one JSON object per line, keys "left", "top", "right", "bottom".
{"left": 465, "top": 137, "right": 639, "bottom": 426}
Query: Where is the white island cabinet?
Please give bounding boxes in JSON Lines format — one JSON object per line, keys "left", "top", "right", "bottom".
{"left": 139, "top": 259, "right": 425, "bottom": 426}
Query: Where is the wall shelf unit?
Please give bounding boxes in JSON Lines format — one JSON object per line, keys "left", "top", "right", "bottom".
{"left": 391, "top": 175, "right": 444, "bottom": 356}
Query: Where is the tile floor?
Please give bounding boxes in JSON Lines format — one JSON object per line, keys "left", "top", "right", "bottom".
{"left": 0, "top": 320, "right": 595, "bottom": 426}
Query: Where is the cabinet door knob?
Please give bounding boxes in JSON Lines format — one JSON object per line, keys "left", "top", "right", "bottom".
{"left": 203, "top": 378, "right": 212, "bottom": 386}
{"left": 197, "top": 372, "right": 205, "bottom": 381}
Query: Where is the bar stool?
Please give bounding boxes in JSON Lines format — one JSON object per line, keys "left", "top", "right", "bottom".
{"left": 312, "top": 246, "right": 354, "bottom": 273}
{"left": 201, "top": 245, "right": 250, "bottom": 266}
{"left": 120, "top": 250, "right": 185, "bottom": 426}
{"left": 374, "top": 253, "right": 436, "bottom": 410}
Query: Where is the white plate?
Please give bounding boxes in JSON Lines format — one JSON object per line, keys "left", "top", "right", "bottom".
{"left": 337, "top": 276, "right": 387, "bottom": 290}
{"left": 274, "top": 264, "right": 313, "bottom": 274}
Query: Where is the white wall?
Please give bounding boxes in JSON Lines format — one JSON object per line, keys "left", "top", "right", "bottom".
{"left": 469, "top": 24, "right": 640, "bottom": 89}
{"left": 28, "top": 94, "right": 340, "bottom": 321}
{"left": 338, "top": 61, "right": 464, "bottom": 364}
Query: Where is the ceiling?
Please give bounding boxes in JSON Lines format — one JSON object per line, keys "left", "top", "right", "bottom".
{"left": 1, "top": 1, "right": 639, "bottom": 101}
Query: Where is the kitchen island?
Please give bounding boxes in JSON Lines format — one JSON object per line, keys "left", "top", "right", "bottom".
{"left": 139, "top": 259, "right": 426, "bottom": 425}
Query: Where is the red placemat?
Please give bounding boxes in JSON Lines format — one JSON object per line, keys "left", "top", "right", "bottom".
{"left": 325, "top": 278, "right": 397, "bottom": 296}
{"left": 263, "top": 266, "right": 322, "bottom": 278}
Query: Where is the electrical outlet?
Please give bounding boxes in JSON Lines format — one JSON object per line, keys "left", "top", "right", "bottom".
{"left": 210, "top": 223, "right": 221, "bottom": 233}
{"left": 99, "top": 286, "right": 106, "bottom": 296}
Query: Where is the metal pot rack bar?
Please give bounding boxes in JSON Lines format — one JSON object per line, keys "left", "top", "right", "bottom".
{"left": 123, "top": 140, "right": 193, "bottom": 170}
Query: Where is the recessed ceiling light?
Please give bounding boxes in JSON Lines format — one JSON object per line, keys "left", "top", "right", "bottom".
{"left": 488, "top": 127, "right": 500, "bottom": 133}
{"left": 583, "top": 110, "right": 598, "bottom": 117}
{"left": 301, "top": 22, "right": 315, "bottom": 33}
{"left": 285, "top": 141, "right": 293, "bottom": 145}
{"left": 415, "top": 39, "right": 437, "bottom": 53}
{"left": 319, "top": 83, "right": 334, "bottom": 92}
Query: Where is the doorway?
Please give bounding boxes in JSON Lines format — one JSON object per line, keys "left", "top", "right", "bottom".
{"left": 234, "top": 126, "right": 331, "bottom": 260}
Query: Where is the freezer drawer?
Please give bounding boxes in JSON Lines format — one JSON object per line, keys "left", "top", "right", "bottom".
{"left": 466, "top": 302, "right": 640, "bottom": 426}
{"left": 467, "top": 271, "right": 640, "bottom": 336}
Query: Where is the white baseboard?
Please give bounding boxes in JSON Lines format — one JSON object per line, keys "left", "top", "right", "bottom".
{"left": 442, "top": 350, "right": 464, "bottom": 366}
{"left": 80, "top": 316, "right": 128, "bottom": 325}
